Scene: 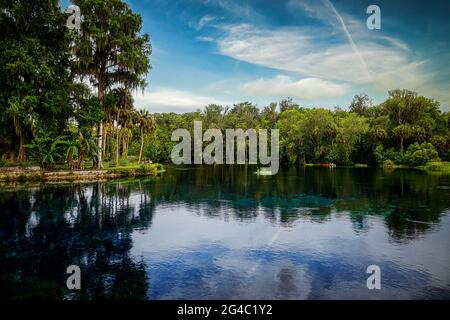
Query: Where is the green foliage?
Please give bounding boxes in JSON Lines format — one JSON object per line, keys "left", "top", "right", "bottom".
{"left": 0, "top": 0, "right": 72, "bottom": 160}
{"left": 403, "top": 143, "right": 439, "bottom": 166}
{"left": 142, "top": 92, "right": 449, "bottom": 168}
{"left": 0, "top": 157, "right": 7, "bottom": 168}
{"left": 136, "top": 164, "right": 158, "bottom": 175}
{"left": 25, "top": 130, "right": 67, "bottom": 169}
{"left": 70, "top": 0, "right": 152, "bottom": 168}
{"left": 421, "top": 161, "right": 450, "bottom": 173}
{"left": 383, "top": 160, "right": 395, "bottom": 168}
{"left": 374, "top": 145, "right": 403, "bottom": 164}
{"left": 330, "top": 113, "right": 369, "bottom": 165}
{"left": 349, "top": 93, "right": 372, "bottom": 116}
{"left": 0, "top": 1, "right": 448, "bottom": 171}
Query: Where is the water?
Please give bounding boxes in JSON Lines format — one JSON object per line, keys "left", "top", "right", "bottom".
{"left": 0, "top": 166, "right": 449, "bottom": 300}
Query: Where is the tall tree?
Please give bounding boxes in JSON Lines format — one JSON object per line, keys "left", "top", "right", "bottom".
{"left": 0, "top": 0, "right": 71, "bottom": 161}
{"left": 112, "top": 87, "right": 133, "bottom": 165}
{"left": 72, "top": 0, "right": 151, "bottom": 168}
{"left": 137, "top": 109, "right": 155, "bottom": 164}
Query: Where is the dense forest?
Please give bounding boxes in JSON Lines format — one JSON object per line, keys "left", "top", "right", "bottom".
{"left": 1, "top": 0, "right": 449, "bottom": 170}
{"left": 0, "top": 0, "right": 151, "bottom": 169}
{"left": 143, "top": 93, "right": 450, "bottom": 167}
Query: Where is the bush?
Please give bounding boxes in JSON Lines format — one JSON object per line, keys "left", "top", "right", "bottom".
{"left": 136, "top": 164, "right": 164, "bottom": 175}
{"left": 382, "top": 160, "right": 395, "bottom": 168}
{"left": 374, "top": 145, "right": 403, "bottom": 164}
{"left": 0, "top": 158, "right": 7, "bottom": 168}
{"left": 403, "top": 142, "right": 439, "bottom": 166}
{"left": 422, "top": 161, "right": 450, "bottom": 173}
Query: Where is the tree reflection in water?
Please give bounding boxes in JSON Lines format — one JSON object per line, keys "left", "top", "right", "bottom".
{"left": 0, "top": 166, "right": 449, "bottom": 299}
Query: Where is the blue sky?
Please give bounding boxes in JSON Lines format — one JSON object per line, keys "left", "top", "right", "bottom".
{"left": 66, "top": 0, "right": 450, "bottom": 112}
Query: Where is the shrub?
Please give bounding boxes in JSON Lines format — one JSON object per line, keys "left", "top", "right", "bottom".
{"left": 0, "top": 157, "right": 7, "bottom": 168}
{"left": 374, "top": 145, "right": 403, "bottom": 164}
{"left": 136, "top": 164, "right": 157, "bottom": 175}
{"left": 403, "top": 142, "right": 439, "bottom": 166}
{"left": 382, "top": 160, "right": 395, "bottom": 168}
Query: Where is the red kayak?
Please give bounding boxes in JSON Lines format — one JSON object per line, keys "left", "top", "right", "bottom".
{"left": 320, "top": 163, "right": 336, "bottom": 168}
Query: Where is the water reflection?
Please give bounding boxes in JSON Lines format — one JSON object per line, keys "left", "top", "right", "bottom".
{"left": 0, "top": 166, "right": 449, "bottom": 299}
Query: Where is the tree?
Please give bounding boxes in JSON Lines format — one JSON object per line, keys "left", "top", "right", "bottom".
{"left": 72, "top": 0, "right": 151, "bottom": 169}
{"left": 202, "top": 104, "right": 225, "bottom": 130}
{"left": 112, "top": 87, "right": 133, "bottom": 165}
{"left": 349, "top": 93, "right": 371, "bottom": 116}
{"left": 331, "top": 113, "right": 369, "bottom": 164}
{"left": 302, "top": 109, "right": 336, "bottom": 162}
{"left": 393, "top": 124, "right": 413, "bottom": 152}
{"left": 279, "top": 98, "right": 299, "bottom": 112}
{"left": 261, "top": 103, "right": 279, "bottom": 129}
{"left": 226, "top": 102, "right": 260, "bottom": 129}
{"left": 137, "top": 109, "right": 155, "bottom": 164}
{"left": 0, "top": 0, "right": 72, "bottom": 161}
{"left": 276, "top": 109, "right": 307, "bottom": 164}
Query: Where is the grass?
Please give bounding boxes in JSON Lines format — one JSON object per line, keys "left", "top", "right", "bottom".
{"left": 0, "top": 160, "right": 165, "bottom": 183}
{"left": 106, "top": 163, "right": 165, "bottom": 173}
{"left": 418, "top": 161, "right": 450, "bottom": 174}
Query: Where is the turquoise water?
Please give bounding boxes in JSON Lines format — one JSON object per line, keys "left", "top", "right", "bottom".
{"left": 1, "top": 166, "right": 449, "bottom": 299}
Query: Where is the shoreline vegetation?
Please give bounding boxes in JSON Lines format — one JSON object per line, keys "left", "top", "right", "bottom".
{"left": 1, "top": 1, "right": 450, "bottom": 183}
{"left": 0, "top": 163, "right": 165, "bottom": 185}
{"left": 1, "top": 161, "right": 450, "bottom": 187}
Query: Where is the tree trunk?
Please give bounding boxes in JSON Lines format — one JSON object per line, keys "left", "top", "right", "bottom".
{"left": 103, "top": 125, "right": 107, "bottom": 161}
{"left": 97, "top": 121, "right": 104, "bottom": 169}
{"left": 125, "top": 137, "right": 129, "bottom": 159}
{"left": 97, "top": 73, "right": 105, "bottom": 169}
{"left": 122, "top": 134, "right": 126, "bottom": 159}
{"left": 139, "top": 128, "right": 144, "bottom": 164}
{"left": 67, "top": 151, "right": 73, "bottom": 170}
{"left": 18, "top": 132, "right": 26, "bottom": 162}
{"left": 115, "top": 112, "right": 120, "bottom": 166}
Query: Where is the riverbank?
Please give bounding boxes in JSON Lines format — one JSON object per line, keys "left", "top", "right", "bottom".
{"left": 0, "top": 163, "right": 165, "bottom": 184}
{"left": 418, "top": 161, "right": 450, "bottom": 174}
{"left": 303, "top": 161, "right": 450, "bottom": 174}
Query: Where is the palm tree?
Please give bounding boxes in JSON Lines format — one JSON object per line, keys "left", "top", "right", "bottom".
{"left": 120, "top": 107, "right": 136, "bottom": 160}
{"left": 393, "top": 124, "right": 413, "bottom": 152}
{"left": 112, "top": 88, "right": 134, "bottom": 166}
{"left": 7, "top": 97, "right": 32, "bottom": 162}
{"left": 137, "top": 109, "right": 156, "bottom": 164}
{"left": 64, "top": 138, "right": 80, "bottom": 171}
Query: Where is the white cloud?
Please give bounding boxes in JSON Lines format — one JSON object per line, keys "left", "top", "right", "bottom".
{"left": 242, "top": 75, "right": 348, "bottom": 99}
{"left": 196, "top": 36, "right": 215, "bottom": 42}
{"left": 211, "top": 0, "right": 262, "bottom": 20}
{"left": 216, "top": 23, "right": 422, "bottom": 87}
{"left": 133, "top": 88, "right": 229, "bottom": 113}
{"left": 196, "top": 15, "right": 217, "bottom": 30}
{"left": 197, "top": 0, "right": 449, "bottom": 106}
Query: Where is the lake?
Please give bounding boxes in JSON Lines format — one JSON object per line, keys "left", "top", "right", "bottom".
{"left": 0, "top": 166, "right": 449, "bottom": 299}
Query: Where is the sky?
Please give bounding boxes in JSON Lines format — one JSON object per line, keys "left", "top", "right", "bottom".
{"left": 65, "top": 0, "right": 450, "bottom": 112}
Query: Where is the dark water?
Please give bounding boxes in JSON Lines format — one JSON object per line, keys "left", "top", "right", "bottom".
{"left": 1, "top": 166, "right": 450, "bottom": 300}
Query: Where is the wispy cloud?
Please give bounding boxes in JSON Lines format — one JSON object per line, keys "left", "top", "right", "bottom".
{"left": 196, "top": 36, "right": 215, "bottom": 42}
{"left": 145, "top": 0, "right": 450, "bottom": 110}
{"left": 185, "top": 0, "right": 450, "bottom": 107}
{"left": 321, "top": 0, "right": 371, "bottom": 80}
{"left": 215, "top": 23, "right": 419, "bottom": 85}
{"left": 242, "top": 75, "right": 348, "bottom": 99}
{"left": 209, "top": 0, "right": 262, "bottom": 20}
{"left": 196, "top": 15, "right": 217, "bottom": 30}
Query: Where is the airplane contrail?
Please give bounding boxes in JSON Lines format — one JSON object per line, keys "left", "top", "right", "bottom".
{"left": 322, "top": 0, "right": 372, "bottom": 81}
